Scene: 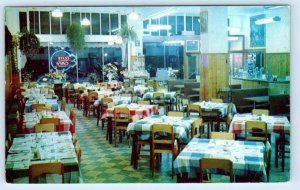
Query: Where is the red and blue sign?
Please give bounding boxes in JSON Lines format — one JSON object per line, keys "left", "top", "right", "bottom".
{"left": 50, "top": 47, "right": 77, "bottom": 72}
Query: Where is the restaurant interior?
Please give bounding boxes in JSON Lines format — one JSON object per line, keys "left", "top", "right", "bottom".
{"left": 4, "top": 5, "right": 291, "bottom": 184}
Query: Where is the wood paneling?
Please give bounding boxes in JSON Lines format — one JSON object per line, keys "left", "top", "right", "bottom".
{"left": 200, "top": 53, "right": 229, "bottom": 101}
{"left": 266, "top": 53, "right": 290, "bottom": 78}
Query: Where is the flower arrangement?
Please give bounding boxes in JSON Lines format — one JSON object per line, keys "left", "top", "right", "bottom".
{"left": 103, "top": 63, "right": 118, "bottom": 80}
{"left": 48, "top": 69, "right": 66, "bottom": 80}
{"left": 169, "top": 69, "right": 179, "bottom": 79}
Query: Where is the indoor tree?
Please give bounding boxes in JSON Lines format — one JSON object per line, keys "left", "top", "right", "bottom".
{"left": 117, "top": 24, "right": 137, "bottom": 68}
{"left": 66, "top": 23, "right": 85, "bottom": 82}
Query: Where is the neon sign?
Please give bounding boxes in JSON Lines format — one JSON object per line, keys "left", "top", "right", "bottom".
{"left": 50, "top": 48, "right": 77, "bottom": 72}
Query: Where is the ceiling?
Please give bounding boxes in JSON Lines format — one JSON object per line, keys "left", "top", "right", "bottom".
{"left": 10, "top": 5, "right": 285, "bottom": 19}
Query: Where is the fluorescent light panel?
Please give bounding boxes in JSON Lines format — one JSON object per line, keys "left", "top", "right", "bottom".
{"left": 128, "top": 11, "right": 139, "bottom": 20}
{"left": 255, "top": 16, "right": 281, "bottom": 25}
{"left": 227, "top": 27, "right": 240, "bottom": 32}
{"left": 52, "top": 9, "right": 63, "bottom": 17}
{"left": 152, "top": 9, "right": 176, "bottom": 19}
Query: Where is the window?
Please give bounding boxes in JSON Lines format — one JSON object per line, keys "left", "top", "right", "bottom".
{"left": 168, "top": 16, "right": 176, "bottom": 35}
{"left": 61, "top": 12, "right": 70, "bottom": 34}
{"left": 71, "top": 13, "right": 80, "bottom": 25}
{"left": 176, "top": 16, "right": 184, "bottom": 35}
{"left": 19, "top": 12, "right": 27, "bottom": 32}
{"left": 186, "top": 16, "right": 192, "bottom": 31}
{"left": 121, "top": 15, "right": 127, "bottom": 26}
{"left": 193, "top": 16, "right": 200, "bottom": 35}
{"left": 29, "top": 11, "right": 40, "bottom": 34}
{"left": 82, "top": 13, "right": 91, "bottom": 35}
{"left": 40, "top": 11, "right": 49, "bottom": 34}
{"left": 110, "top": 14, "right": 118, "bottom": 35}
{"left": 143, "top": 19, "right": 149, "bottom": 35}
{"left": 101, "top": 13, "right": 109, "bottom": 35}
{"left": 159, "top": 16, "right": 167, "bottom": 36}
{"left": 91, "top": 13, "right": 100, "bottom": 35}
{"left": 151, "top": 18, "right": 159, "bottom": 36}
{"left": 51, "top": 15, "right": 61, "bottom": 34}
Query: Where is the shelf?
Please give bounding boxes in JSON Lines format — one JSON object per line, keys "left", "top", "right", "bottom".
{"left": 232, "top": 77, "right": 290, "bottom": 83}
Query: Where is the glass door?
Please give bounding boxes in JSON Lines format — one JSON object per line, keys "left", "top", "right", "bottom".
{"left": 187, "top": 54, "right": 199, "bottom": 79}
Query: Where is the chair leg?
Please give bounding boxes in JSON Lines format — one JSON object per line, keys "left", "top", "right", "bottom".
{"left": 114, "top": 127, "right": 117, "bottom": 147}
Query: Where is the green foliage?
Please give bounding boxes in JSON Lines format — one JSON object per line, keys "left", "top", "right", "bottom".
{"left": 118, "top": 24, "right": 137, "bottom": 41}
{"left": 66, "top": 23, "right": 85, "bottom": 53}
{"left": 18, "top": 30, "right": 40, "bottom": 57}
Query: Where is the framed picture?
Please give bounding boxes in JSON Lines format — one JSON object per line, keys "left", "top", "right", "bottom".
{"left": 186, "top": 40, "right": 200, "bottom": 53}
{"left": 250, "top": 14, "right": 266, "bottom": 47}
{"left": 200, "top": 11, "right": 208, "bottom": 33}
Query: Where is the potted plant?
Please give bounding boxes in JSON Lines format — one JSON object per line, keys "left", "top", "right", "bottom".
{"left": 117, "top": 24, "right": 137, "bottom": 68}
{"left": 88, "top": 73, "right": 98, "bottom": 84}
{"left": 18, "top": 30, "right": 40, "bottom": 57}
{"left": 66, "top": 23, "right": 85, "bottom": 83}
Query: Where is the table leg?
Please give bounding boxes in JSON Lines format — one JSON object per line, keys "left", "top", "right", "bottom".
{"left": 107, "top": 117, "right": 113, "bottom": 144}
{"left": 131, "top": 134, "right": 138, "bottom": 169}
{"left": 281, "top": 133, "right": 285, "bottom": 172}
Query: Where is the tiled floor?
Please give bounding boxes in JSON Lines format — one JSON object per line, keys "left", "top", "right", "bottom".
{"left": 6, "top": 102, "right": 290, "bottom": 183}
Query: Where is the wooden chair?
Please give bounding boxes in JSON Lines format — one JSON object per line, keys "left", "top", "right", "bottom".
{"left": 36, "top": 106, "right": 52, "bottom": 112}
{"left": 219, "top": 103, "right": 233, "bottom": 132}
{"left": 31, "top": 104, "right": 46, "bottom": 112}
{"left": 113, "top": 106, "right": 130, "bottom": 146}
{"left": 74, "top": 142, "right": 82, "bottom": 164}
{"left": 153, "top": 92, "right": 167, "bottom": 115}
{"left": 209, "top": 132, "right": 235, "bottom": 140}
{"left": 275, "top": 134, "right": 290, "bottom": 172}
{"left": 125, "top": 87, "right": 134, "bottom": 94}
{"left": 199, "top": 158, "right": 234, "bottom": 183}
{"left": 121, "top": 93, "right": 132, "bottom": 98}
{"left": 29, "top": 162, "right": 64, "bottom": 183}
{"left": 70, "top": 108, "right": 76, "bottom": 134}
{"left": 245, "top": 120, "right": 268, "bottom": 143}
{"left": 179, "top": 118, "right": 202, "bottom": 151}
{"left": 61, "top": 97, "right": 66, "bottom": 111}
{"left": 40, "top": 117, "right": 60, "bottom": 126}
{"left": 252, "top": 109, "right": 270, "bottom": 115}
{"left": 211, "top": 98, "right": 224, "bottom": 103}
{"left": 137, "top": 100, "right": 150, "bottom": 105}
{"left": 34, "top": 123, "right": 56, "bottom": 133}
{"left": 151, "top": 123, "right": 178, "bottom": 178}
{"left": 265, "top": 145, "right": 272, "bottom": 182}
{"left": 187, "top": 104, "right": 201, "bottom": 118}
{"left": 66, "top": 83, "right": 76, "bottom": 103}
{"left": 100, "top": 97, "right": 114, "bottom": 130}
{"left": 167, "top": 111, "right": 184, "bottom": 117}
{"left": 76, "top": 87, "right": 86, "bottom": 109}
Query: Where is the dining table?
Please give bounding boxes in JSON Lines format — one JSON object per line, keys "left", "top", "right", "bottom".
{"left": 174, "top": 138, "right": 268, "bottom": 182}
{"left": 22, "top": 111, "right": 73, "bottom": 133}
{"left": 243, "top": 96, "right": 269, "bottom": 108}
{"left": 127, "top": 115, "right": 198, "bottom": 169}
{"left": 192, "top": 101, "right": 237, "bottom": 118}
{"left": 25, "top": 97, "right": 60, "bottom": 113}
{"left": 6, "top": 131, "right": 79, "bottom": 183}
{"left": 101, "top": 103, "right": 157, "bottom": 144}
{"left": 142, "top": 91, "right": 177, "bottom": 103}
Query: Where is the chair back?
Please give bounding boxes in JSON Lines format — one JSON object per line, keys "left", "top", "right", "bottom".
{"left": 153, "top": 92, "right": 165, "bottom": 102}
{"left": 191, "top": 118, "right": 202, "bottom": 138}
{"left": 40, "top": 117, "right": 60, "bottom": 125}
{"left": 137, "top": 100, "right": 150, "bottom": 105}
{"left": 151, "top": 123, "right": 174, "bottom": 149}
{"left": 199, "top": 158, "right": 233, "bottom": 182}
{"left": 88, "top": 91, "right": 98, "bottom": 100}
{"left": 211, "top": 98, "right": 223, "bottom": 103}
{"left": 187, "top": 104, "right": 201, "bottom": 117}
{"left": 252, "top": 109, "right": 270, "bottom": 115}
{"left": 36, "top": 106, "right": 52, "bottom": 112}
{"left": 209, "top": 132, "right": 235, "bottom": 140}
{"left": 167, "top": 111, "right": 184, "bottom": 117}
{"left": 121, "top": 93, "right": 132, "bottom": 97}
{"left": 74, "top": 142, "right": 82, "bottom": 164}
{"left": 77, "top": 87, "right": 86, "bottom": 94}
{"left": 114, "top": 106, "right": 130, "bottom": 123}
{"left": 34, "top": 123, "right": 56, "bottom": 133}
{"left": 70, "top": 108, "right": 76, "bottom": 129}
{"left": 29, "top": 162, "right": 64, "bottom": 183}
{"left": 245, "top": 120, "right": 268, "bottom": 142}
{"left": 31, "top": 104, "right": 46, "bottom": 111}
{"left": 125, "top": 87, "right": 134, "bottom": 94}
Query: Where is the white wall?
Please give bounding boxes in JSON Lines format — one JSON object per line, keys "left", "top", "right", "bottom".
{"left": 5, "top": 7, "right": 20, "bottom": 35}
{"left": 201, "top": 6, "right": 228, "bottom": 54}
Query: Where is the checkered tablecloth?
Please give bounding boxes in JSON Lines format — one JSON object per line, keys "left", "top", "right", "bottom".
{"left": 101, "top": 103, "right": 157, "bottom": 120}
{"left": 229, "top": 114, "right": 290, "bottom": 134}
{"left": 6, "top": 132, "right": 79, "bottom": 183}
{"left": 23, "top": 111, "right": 73, "bottom": 133}
{"left": 174, "top": 138, "right": 267, "bottom": 180}
{"left": 25, "top": 98, "right": 59, "bottom": 113}
{"left": 107, "top": 81, "right": 121, "bottom": 89}
{"left": 142, "top": 91, "right": 177, "bottom": 103}
{"left": 94, "top": 96, "right": 132, "bottom": 107}
{"left": 192, "top": 101, "right": 237, "bottom": 117}
{"left": 127, "top": 115, "right": 197, "bottom": 141}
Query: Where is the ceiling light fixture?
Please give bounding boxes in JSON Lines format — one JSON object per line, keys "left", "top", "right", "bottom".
{"left": 81, "top": 13, "right": 91, "bottom": 26}
{"left": 152, "top": 9, "right": 176, "bottom": 19}
{"left": 255, "top": 16, "right": 281, "bottom": 25}
{"left": 147, "top": 24, "right": 171, "bottom": 31}
{"left": 128, "top": 11, "right": 139, "bottom": 20}
{"left": 52, "top": 8, "right": 63, "bottom": 18}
